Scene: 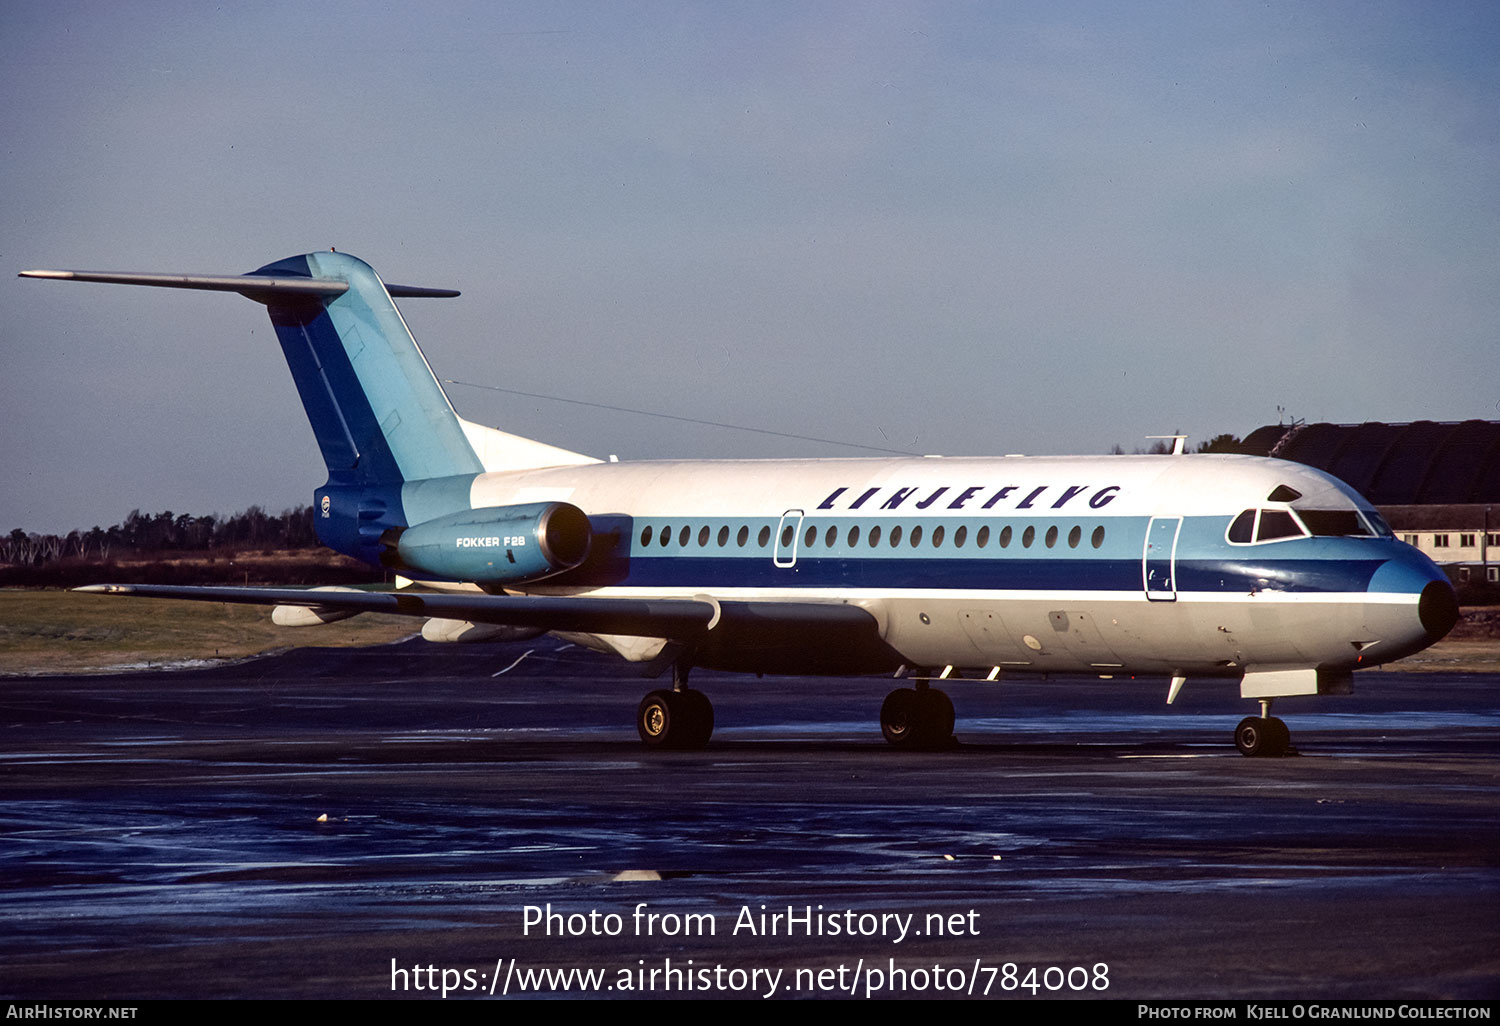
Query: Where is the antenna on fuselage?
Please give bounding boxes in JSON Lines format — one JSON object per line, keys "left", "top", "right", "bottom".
{"left": 1146, "top": 434, "right": 1189, "bottom": 455}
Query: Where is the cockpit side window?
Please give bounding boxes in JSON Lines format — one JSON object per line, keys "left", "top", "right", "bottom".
{"left": 1256, "top": 510, "right": 1303, "bottom": 541}
{"left": 1228, "top": 510, "right": 1256, "bottom": 543}
{"left": 1227, "top": 508, "right": 1306, "bottom": 544}
{"left": 1363, "top": 510, "right": 1394, "bottom": 537}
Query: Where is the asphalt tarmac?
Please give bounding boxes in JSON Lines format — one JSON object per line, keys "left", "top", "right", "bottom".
{"left": 1, "top": 639, "right": 1496, "bottom": 1000}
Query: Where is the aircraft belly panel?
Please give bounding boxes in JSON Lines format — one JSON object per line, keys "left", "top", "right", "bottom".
{"left": 957, "top": 609, "right": 1034, "bottom": 665}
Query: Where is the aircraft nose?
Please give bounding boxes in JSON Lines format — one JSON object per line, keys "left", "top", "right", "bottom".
{"left": 1418, "top": 579, "right": 1460, "bottom": 643}
{"left": 1362, "top": 548, "right": 1459, "bottom": 664}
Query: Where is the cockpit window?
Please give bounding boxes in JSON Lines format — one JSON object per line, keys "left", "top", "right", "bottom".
{"left": 1227, "top": 508, "right": 1308, "bottom": 544}
{"left": 1267, "top": 485, "right": 1303, "bottom": 503}
{"left": 1229, "top": 510, "right": 1256, "bottom": 543}
{"left": 1297, "top": 510, "right": 1374, "bottom": 537}
{"left": 1364, "top": 510, "right": 1394, "bottom": 537}
{"left": 1256, "top": 510, "right": 1303, "bottom": 541}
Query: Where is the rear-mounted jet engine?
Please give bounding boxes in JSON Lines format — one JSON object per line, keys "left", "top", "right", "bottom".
{"left": 383, "top": 501, "right": 591, "bottom": 585}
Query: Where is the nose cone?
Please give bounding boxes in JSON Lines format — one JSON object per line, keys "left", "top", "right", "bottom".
{"left": 1364, "top": 548, "right": 1459, "bottom": 665}
{"left": 1418, "top": 579, "right": 1460, "bottom": 643}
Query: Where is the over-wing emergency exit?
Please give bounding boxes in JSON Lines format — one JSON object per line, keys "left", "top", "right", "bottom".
{"left": 22, "top": 252, "right": 1459, "bottom": 754}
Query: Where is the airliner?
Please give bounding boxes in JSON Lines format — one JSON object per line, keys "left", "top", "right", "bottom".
{"left": 21, "top": 252, "right": 1459, "bottom": 755}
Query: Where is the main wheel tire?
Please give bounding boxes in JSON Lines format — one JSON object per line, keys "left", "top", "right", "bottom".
{"left": 638, "top": 690, "right": 677, "bottom": 746}
{"left": 881, "top": 688, "right": 920, "bottom": 747}
{"left": 1235, "top": 715, "right": 1290, "bottom": 757}
{"left": 916, "top": 688, "right": 955, "bottom": 746}
{"left": 637, "top": 689, "right": 713, "bottom": 749}
{"left": 677, "top": 688, "right": 715, "bottom": 748}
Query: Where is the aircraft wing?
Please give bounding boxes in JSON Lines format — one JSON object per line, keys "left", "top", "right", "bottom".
{"left": 74, "top": 584, "right": 894, "bottom": 673}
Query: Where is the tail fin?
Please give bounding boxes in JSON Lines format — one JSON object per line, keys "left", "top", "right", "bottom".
{"left": 21, "top": 251, "right": 597, "bottom": 563}
{"left": 254, "top": 251, "right": 482, "bottom": 487}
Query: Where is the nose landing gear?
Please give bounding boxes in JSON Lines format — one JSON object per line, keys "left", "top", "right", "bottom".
{"left": 1234, "top": 699, "right": 1291, "bottom": 757}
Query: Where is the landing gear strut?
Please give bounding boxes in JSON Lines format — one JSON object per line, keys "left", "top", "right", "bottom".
{"left": 1234, "top": 699, "right": 1291, "bottom": 757}
{"left": 637, "top": 662, "right": 714, "bottom": 749}
{"left": 880, "top": 682, "right": 954, "bottom": 749}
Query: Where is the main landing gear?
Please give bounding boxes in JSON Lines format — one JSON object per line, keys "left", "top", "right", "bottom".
{"left": 1234, "top": 699, "right": 1292, "bottom": 757}
{"left": 880, "top": 682, "right": 955, "bottom": 750}
{"left": 637, "top": 663, "right": 714, "bottom": 750}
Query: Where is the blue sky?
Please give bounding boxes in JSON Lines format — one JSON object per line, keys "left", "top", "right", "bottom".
{"left": 4, "top": 1, "right": 1497, "bottom": 532}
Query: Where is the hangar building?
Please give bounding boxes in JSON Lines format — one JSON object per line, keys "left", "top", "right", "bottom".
{"left": 1239, "top": 420, "right": 1500, "bottom": 589}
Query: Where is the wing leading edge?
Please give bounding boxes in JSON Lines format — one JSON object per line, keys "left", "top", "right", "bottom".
{"left": 75, "top": 584, "right": 899, "bottom": 676}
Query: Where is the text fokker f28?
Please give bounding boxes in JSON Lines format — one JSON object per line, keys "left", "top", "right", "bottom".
{"left": 22, "top": 252, "right": 1459, "bottom": 755}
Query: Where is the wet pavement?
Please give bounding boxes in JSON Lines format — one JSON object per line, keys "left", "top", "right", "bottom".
{"left": 1, "top": 640, "right": 1497, "bottom": 999}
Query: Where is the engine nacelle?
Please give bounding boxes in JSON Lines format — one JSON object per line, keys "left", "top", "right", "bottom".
{"left": 271, "top": 586, "right": 366, "bottom": 626}
{"left": 421, "top": 618, "right": 547, "bottom": 644}
{"left": 388, "top": 502, "right": 591, "bottom": 584}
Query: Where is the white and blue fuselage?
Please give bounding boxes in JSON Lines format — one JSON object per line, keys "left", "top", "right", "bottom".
{"left": 449, "top": 452, "right": 1450, "bottom": 679}
{"left": 25, "top": 251, "right": 1457, "bottom": 753}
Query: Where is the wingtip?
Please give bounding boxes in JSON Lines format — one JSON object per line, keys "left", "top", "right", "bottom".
{"left": 19, "top": 269, "right": 73, "bottom": 279}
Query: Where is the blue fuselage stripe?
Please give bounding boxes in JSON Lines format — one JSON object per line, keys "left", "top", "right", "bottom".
{"left": 567, "top": 554, "right": 1385, "bottom": 593}
{"left": 547, "top": 514, "right": 1403, "bottom": 594}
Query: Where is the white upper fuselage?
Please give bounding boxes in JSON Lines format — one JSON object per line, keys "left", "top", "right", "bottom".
{"left": 447, "top": 452, "right": 1444, "bottom": 678}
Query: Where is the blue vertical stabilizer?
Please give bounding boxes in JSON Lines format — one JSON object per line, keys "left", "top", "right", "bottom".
{"left": 19, "top": 251, "right": 596, "bottom": 568}
{"left": 245, "top": 253, "right": 483, "bottom": 562}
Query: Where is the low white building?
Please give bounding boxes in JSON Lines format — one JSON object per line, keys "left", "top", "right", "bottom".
{"left": 1382, "top": 505, "right": 1498, "bottom": 585}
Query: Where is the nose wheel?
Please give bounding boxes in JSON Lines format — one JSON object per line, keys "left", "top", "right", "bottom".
{"left": 1234, "top": 711, "right": 1291, "bottom": 757}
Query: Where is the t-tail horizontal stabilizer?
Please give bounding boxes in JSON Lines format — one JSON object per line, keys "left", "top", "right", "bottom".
{"left": 17, "top": 268, "right": 459, "bottom": 301}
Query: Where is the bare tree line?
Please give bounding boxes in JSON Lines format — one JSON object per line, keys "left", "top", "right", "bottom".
{"left": 3, "top": 506, "right": 320, "bottom": 566}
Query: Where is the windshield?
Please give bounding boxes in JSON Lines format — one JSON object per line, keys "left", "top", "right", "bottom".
{"left": 1296, "top": 510, "right": 1375, "bottom": 537}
